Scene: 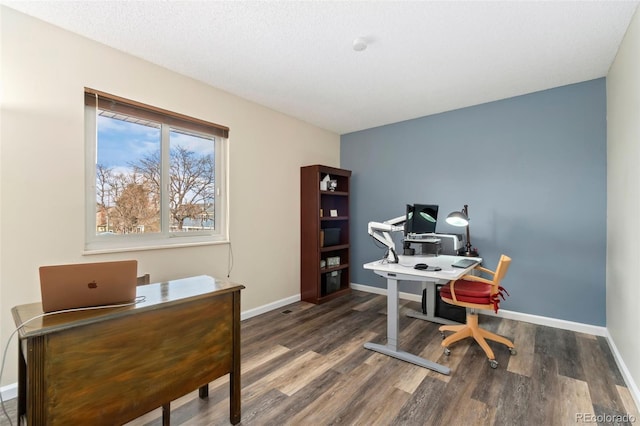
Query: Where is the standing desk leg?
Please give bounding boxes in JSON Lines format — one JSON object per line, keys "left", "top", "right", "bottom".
{"left": 364, "top": 278, "right": 450, "bottom": 375}
{"left": 387, "top": 278, "right": 399, "bottom": 349}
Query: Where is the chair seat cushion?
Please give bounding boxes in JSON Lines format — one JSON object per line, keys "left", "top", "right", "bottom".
{"left": 440, "top": 280, "right": 492, "bottom": 305}
{"left": 440, "top": 279, "right": 510, "bottom": 313}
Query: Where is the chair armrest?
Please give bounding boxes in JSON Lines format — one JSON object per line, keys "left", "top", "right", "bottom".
{"left": 474, "top": 265, "right": 495, "bottom": 277}
{"left": 446, "top": 280, "right": 458, "bottom": 303}
{"left": 459, "top": 274, "right": 494, "bottom": 285}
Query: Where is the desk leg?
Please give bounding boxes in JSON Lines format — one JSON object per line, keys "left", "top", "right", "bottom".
{"left": 17, "top": 340, "right": 26, "bottom": 426}
{"left": 387, "top": 278, "right": 400, "bottom": 349}
{"left": 364, "top": 278, "right": 451, "bottom": 375}
{"left": 162, "top": 403, "right": 170, "bottom": 426}
{"left": 198, "top": 385, "right": 209, "bottom": 399}
{"left": 230, "top": 290, "right": 241, "bottom": 425}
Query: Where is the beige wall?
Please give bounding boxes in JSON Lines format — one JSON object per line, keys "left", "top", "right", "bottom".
{"left": 607, "top": 6, "right": 640, "bottom": 408}
{"left": 0, "top": 7, "right": 339, "bottom": 386}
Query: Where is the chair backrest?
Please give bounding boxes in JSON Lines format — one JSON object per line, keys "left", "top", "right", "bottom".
{"left": 492, "top": 255, "right": 511, "bottom": 291}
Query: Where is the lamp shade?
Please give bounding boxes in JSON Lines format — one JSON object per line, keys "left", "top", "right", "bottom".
{"left": 446, "top": 211, "right": 469, "bottom": 227}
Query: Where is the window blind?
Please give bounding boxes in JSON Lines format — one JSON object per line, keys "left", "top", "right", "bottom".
{"left": 84, "top": 88, "right": 229, "bottom": 139}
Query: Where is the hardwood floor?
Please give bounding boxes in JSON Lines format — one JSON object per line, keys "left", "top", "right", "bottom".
{"left": 2, "top": 290, "right": 638, "bottom": 425}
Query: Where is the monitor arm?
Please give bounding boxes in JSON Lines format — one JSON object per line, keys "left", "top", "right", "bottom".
{"left": 367, "top": 215, "right": 406, "bottom": 263}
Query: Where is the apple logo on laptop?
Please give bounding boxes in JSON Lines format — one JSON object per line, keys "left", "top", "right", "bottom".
{"left": 88, "top": 281, "right": 98, "bottom": 289}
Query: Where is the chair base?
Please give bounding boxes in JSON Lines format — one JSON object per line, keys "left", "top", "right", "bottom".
{"left": 439, "top": 312, "right": 514, "bottom": 361}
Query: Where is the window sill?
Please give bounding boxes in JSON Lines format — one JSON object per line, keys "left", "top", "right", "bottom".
{"left": 83, "top": 238, "right": 230, "bottom": 255}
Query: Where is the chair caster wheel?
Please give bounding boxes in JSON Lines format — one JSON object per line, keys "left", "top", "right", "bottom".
{"left": 440, "top": 331, "right": 446, "bottom": 339}
{"left": 488, "top": 359, "right": 498, "bottom": 369}
{"left": 509, "top": 347, "right": 517, "bottom": 356}
{"left": 444, "top": 347, "right": 451, "bottom": 356}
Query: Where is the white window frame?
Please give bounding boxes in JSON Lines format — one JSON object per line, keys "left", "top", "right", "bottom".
{"left": 84, "top": 92, "right": 229, "bottom": 254}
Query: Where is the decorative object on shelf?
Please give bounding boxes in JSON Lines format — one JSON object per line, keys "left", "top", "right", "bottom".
{"left": 320, "top": 259, "right": 326, "bottom": 268}
{"left": 328, "top": 179, "right": 338, "bottom": 191}
{"left": 320, "top": 174, "right": 331, "bottom": 191}
{"left": 330, "top": 209, "right": 338, "bottom": 217}
{"left": 326, "top": 271, "right": 341, "bottom": 293}
{"left": 446, "top": 204, "right": 479, "bottom": 257}
{"left": 326, "top": 256, "right": 340, "bottom": 267}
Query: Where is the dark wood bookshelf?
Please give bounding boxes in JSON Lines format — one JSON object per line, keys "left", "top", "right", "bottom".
{"left": 300, "top": 165, "right": 352, "bottom": 304}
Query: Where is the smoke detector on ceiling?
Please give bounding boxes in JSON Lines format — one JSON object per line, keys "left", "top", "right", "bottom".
{"left": 353, "top": 37, "right": 367, "bottom": 52}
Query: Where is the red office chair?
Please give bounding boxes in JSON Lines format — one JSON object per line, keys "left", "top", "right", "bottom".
{"left": 439, "top": 254, "right": 516, "bottom": 368}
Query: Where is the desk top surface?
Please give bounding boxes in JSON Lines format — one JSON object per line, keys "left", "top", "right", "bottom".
{"left": 12, "top": 275, "right": 244, "bottom": 338}
{"left": 364, "top": 254, "right": 482, "bottom": 282}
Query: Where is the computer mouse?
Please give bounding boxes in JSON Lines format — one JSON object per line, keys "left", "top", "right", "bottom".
{"left": 414, "top": 263, "right": 428, "bottom": 270}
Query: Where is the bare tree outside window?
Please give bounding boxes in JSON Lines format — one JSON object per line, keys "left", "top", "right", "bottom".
{"left": 85, "top": 89, "right": 228, "bottom": 251}
{"left": 95, "top": 117, "right": 216, "bottom": 235}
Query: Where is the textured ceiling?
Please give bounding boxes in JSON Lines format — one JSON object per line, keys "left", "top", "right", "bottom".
{"left": 3, "top": 1, "right": 639, "bottom": 134}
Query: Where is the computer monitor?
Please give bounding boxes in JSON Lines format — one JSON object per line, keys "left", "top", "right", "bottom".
{"left": 405, "top": 204, "right": 439, "bottom": 235}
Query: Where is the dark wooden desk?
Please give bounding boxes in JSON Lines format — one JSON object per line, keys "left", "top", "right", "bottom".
{"left": 12, "top": 275, "right": 244, "bottom": 425}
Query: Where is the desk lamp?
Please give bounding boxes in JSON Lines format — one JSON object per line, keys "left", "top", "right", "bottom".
{"left": 446, "top": 204, "right": 479, "bottom": 257}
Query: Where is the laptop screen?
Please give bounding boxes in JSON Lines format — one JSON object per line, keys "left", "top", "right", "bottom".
{"left": 39, "top": 260, "right": 138, "bottom": 313}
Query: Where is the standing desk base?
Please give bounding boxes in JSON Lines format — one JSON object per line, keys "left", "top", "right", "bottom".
{"left": 362, "top": 255, "right": 482, "bottom": 377}
{"left": 364, "top": 342, "right": 451, "bottom": 375}
{"left": 406, "top": 309, "right": 461, "bottom": 325}
{"left": 363, "top": 275, "right": 450, "bottom": 375}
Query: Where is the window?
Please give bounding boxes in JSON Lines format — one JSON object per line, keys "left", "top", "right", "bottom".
{"left": 84, "top": 89, "right": 229, "bottom": 252}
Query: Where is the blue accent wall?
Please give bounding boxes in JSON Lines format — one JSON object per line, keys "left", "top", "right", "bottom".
{"left": 341, "top": 78, "right": 607, "bottom": 326}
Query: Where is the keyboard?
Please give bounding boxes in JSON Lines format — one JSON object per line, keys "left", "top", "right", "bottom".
{"left": 451, "top": 258, "right": 479, "bottom": 269}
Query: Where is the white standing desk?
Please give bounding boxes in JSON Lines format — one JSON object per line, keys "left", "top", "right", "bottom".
{"left": 363, "top": 254, "right": 482, "bottom": 375}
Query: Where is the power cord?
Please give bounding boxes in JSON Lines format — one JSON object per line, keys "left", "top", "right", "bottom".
{"left": 0, "top": 296, "right": 146, "bottom": 426}
{"left": 227, "top": 240, "right": 234, "bottom": 278}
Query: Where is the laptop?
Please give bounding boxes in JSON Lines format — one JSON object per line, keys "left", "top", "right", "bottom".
{"left": 39, "top": 260, "right": 138, "bottom": 313}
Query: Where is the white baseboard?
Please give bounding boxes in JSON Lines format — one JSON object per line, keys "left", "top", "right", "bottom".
{"left": 351, "top": 283, "right": 607, "bottom": 335}
{"left": 491, "top": 308, "right": 607, "bottom": 336}
{"left": 0, "top": 383, "right": 17, "bottom": 403}
{"left": 240, "top": 294, "right": 301, "bottom": 321}
{"left": 605, "top": 330, "right": 640, "bottom": 413}
{"left": 351, "top": 282, "right": 638, "bottom": 410}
